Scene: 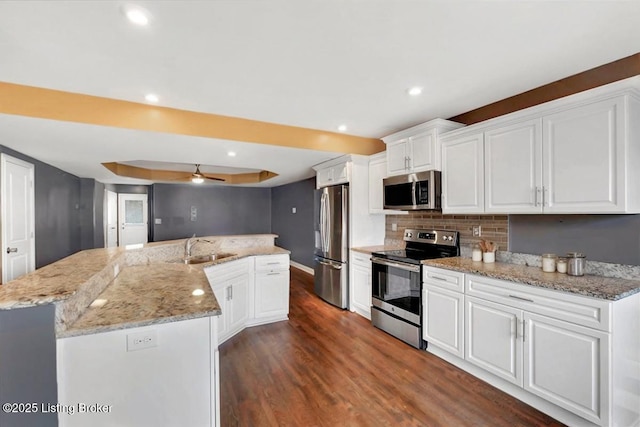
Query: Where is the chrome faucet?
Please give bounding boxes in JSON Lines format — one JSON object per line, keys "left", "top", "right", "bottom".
{"left": 185, "top": 234, "right": 197, "bottom": 258}
{"left": 184, "top": 234, "right": 213, "bottom": 258}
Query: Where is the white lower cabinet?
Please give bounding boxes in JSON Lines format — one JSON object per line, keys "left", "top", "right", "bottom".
{"left": 422, "top": 267, "right": 640, "bottom": 427}
{"left": 211, "top": 274, "right": 249, "bottom": 343}
{"left": 253, "top": 254, "right": 290, "bottom": 321}
{"left": 207, "top": 259, "right": 251, "bottom": 344}
{"left": 423, "top": 267, "right": 465, "bottom": 358}
{"left": 350, "top": 251, "right": 371, "bottom": 319}
{"left": 465, "top": 296, "right": 522, "bottom": 386}
{"left": 207, "top": 254, "right": 290, "bottom": 342}
{"left": 523, "top": 312, "right": 609, "bottom": 425}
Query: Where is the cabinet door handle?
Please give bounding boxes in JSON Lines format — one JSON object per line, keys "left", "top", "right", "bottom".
{"left": 522, "top": 319, "right": 526, "bottom": 342}
{"left": 431, "top": 276, "right": 448, "bottom": 282}
{"left": 267, "top": 272, "right": 281, "bottom": 276}
{"left": 534, "top": 187, "right": 540, "bottom": 207}
{"left": 508, "top": 294, "right": 534, "bottom": 303}
{"left": 514, "top": 318, "right": 518, "bottom": 340}
{"left": 267, "top": 262, "right": 280, "bottom": 265}
{"left": 542, "top": 186, "right": 547, "bottom": 207}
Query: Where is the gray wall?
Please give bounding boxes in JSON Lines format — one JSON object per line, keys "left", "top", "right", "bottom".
{"left": 0, "top": 305, "right": 57, "bottom": 427}
{"left": 0, "top": 145, "right": 81, "bottom": 269}
{"left": 509, "top": 214, "right": 640, "bottom": 265}
{"left": 271, "top": 178, "right": 315, "bottom": 268}
{"left": 152, "top": 183, "right": 272, "bottom": 241}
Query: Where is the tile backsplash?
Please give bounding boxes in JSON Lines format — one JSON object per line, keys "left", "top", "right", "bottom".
{"left": 385, "top": 212, "right": 509, "bottom": 250}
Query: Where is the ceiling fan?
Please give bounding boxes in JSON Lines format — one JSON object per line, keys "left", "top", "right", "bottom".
{"left": 190, "top": 164, "right": 225, "bottom": 184}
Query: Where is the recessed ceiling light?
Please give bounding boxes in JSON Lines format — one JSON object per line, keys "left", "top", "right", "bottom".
{"left": 407, "top": 87, "right": 423, "bottom": 96}
{"left": 145, "top": 93, "right": 159, "bottom": 103}
{"left": 227, "top": 151, "right": 237, "bottom": 157}
{"left": 122, "top": 4, "right": 151, "bottom": 26}
{"left": 192, "top": 289, "right": 205, "bottom": 296}
{"left": 337, "top": 125, "right": 348, "bottom": 132}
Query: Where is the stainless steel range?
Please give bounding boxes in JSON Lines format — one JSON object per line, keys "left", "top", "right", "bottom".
{"left": 371, "top": 229, "right": 459, "bottom": 349}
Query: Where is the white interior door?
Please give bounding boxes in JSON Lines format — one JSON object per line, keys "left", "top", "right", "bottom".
{"left": 105, "top": 190, "right": 118, "bottom": 248}
{"left": 1, "top": 154, "right": 36, "bottom": 283}
{"left": 118, "top": 193, "right": 148, "bottom": 247}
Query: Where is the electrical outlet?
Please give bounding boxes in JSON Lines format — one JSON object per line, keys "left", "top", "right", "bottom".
{"left": 472, "top": 225, "right": 482, "bottom": 237}
{"left": 391, "top": 223, "right": 398, "bottom": 232}
{"left": 127, "top": 330, "right": 158, "bottom": 352}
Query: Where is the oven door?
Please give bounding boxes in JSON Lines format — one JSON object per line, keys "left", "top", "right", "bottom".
{"left": 371, "top": 257, "right": 421, "bottom": 325}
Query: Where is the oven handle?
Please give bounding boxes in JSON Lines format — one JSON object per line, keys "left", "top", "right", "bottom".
{"left": 371, "top": 257, "right": 421, "bottom": 273}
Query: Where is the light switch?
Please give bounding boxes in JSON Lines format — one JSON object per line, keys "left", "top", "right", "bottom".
{"left": 391, "top": 223, "right": 398, "bottom": 231}
{"left": 190, "top": 206, "right": 197, "bottom": 222}
{"left": 154, "top": 218, "right": 162, "bottom": 225}
{"left": 292, "top": 207, "right": 297, "bottom": 214}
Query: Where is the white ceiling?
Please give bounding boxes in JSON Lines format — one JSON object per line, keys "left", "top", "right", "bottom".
{"left": 0, "top": 1, "right": 639, "bottom": 187}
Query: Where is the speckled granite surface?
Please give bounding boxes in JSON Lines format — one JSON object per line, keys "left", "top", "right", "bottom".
{"left": 0, "top": 234, "right": 289, "bottom": 337}
{"left": 58, "top": 263, "right": 221, "bottom": 338}
{"left": 423, "top": 257, "right": 640, "bottom": 301}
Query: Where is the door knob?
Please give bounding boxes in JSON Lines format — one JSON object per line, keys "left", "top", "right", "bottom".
{"left": 6, "top": 247, "right": 18, "bottom": 254}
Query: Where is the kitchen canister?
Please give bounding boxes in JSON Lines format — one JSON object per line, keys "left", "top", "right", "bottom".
{"left": 566, "top": 252, "right": 586, "bottom": 276}
{"left": 541, "top": 254, "right": 557, "bottom": 272}
{"left": 556, "top": 257, "right": 568, "bottom": 274}
{"left": 472, "top": 244, "right": 483, "bottom": 262}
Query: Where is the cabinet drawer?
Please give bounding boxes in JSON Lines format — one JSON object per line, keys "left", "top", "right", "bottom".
{"left": 351, "top": 252, "right": 371, "bottom": 268}
{"left": 465, "top": 274, "right": 611, "bottom": 332}
{"left": 255, "top": 254, "right": 290, "bottom": 272}
{"left": 423, "top": 267, "right": 465, "bottom": 293}
{"left": 205, "top": 258, "right": 250, "bottom": 285}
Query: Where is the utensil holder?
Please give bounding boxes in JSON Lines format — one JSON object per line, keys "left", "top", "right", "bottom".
{"left": 482, "top": 251, "right": 495, "bottom": 263}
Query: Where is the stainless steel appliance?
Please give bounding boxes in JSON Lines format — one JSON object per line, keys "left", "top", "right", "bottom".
{"left": 371, "top": 229, "right": 459, "bottom": 348}
{"left": 383, "top": 170, "right": 441, "bottom": 211}
{"left": 314, "top": 184, "right": 349, "bottom": 309}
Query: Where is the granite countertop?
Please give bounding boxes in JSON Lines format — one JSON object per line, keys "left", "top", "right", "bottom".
{"left": 351, "top": 245, "right": 403, "bottom": 255}
{"left": 0, "top": 247, "right": 124, "bottom": 309}
{"left": 0, "top": 234, "right": 289, "bottom": 337}
{"left": 423, "top": 257, "right": 640, "bottom": 301}
{"left": 59, "top": 263, "right": 221, "bottom": 338}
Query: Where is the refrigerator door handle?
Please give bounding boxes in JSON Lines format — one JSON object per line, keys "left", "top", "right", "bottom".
{"left": 320, "top": 192, "right": 327, "bottom": 252}
{"left": 315, "top": 257, "right": 342, "bottom": 270}
{"left": 325, "top": 192, "right": 331, "bottom": 253}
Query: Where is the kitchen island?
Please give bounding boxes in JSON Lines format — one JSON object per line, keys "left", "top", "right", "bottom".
{"left": 0, "top": 234, "right": 290, "bottom": 427}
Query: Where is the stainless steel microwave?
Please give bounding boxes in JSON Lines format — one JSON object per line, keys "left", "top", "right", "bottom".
{"left": 383, "top": 170, "right": 441, "bottom": 211}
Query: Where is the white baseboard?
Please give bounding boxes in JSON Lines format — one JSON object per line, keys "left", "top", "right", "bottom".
{"left": 290, "top": 261, "right": 313, "bottom": 275}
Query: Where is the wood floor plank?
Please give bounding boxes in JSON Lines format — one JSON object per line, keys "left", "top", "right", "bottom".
{"left": 220, "top": 267, "right": 566, "bottom": 427}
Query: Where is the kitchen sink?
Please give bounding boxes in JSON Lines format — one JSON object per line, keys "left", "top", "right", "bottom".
{"left": 182, "top": 253, "right": 234, "bottom": 265}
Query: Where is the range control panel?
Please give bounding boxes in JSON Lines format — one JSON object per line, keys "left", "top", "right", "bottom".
{"left": 404, "top": 229, "right": 458, "bottom": 246}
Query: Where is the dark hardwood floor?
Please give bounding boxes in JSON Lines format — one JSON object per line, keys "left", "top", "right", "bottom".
{"left": 219, "top": 267, "right": 565, "bottom": 427}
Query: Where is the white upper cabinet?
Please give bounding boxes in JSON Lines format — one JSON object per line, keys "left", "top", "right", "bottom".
{"left": 441, "top": 77, "right": 640, "bottom": 214}
{"left": 485, "top": 119, "right": 543, "bottom": 213}
{"left": 543, "top": 97, "right": 626, "bottom": 213}
{"left": 383, "top": 119, "right": 464, "bottom": 176}
{"left": 315, "top": 160, "right": 349, "bottom": 189}
{"left": 441, "top": 133, "right": 484, "bottom": 214}
{"left": 368, "top": 152, "right": 407, "bottom": 215}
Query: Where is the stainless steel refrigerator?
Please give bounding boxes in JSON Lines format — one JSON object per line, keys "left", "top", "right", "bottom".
{"left": 314, "top": 184, "right": 349, "bottom": 309}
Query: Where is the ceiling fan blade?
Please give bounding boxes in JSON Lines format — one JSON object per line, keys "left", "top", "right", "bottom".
{"left": 203, "top": 174, "right": 226, "bottom": 182}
